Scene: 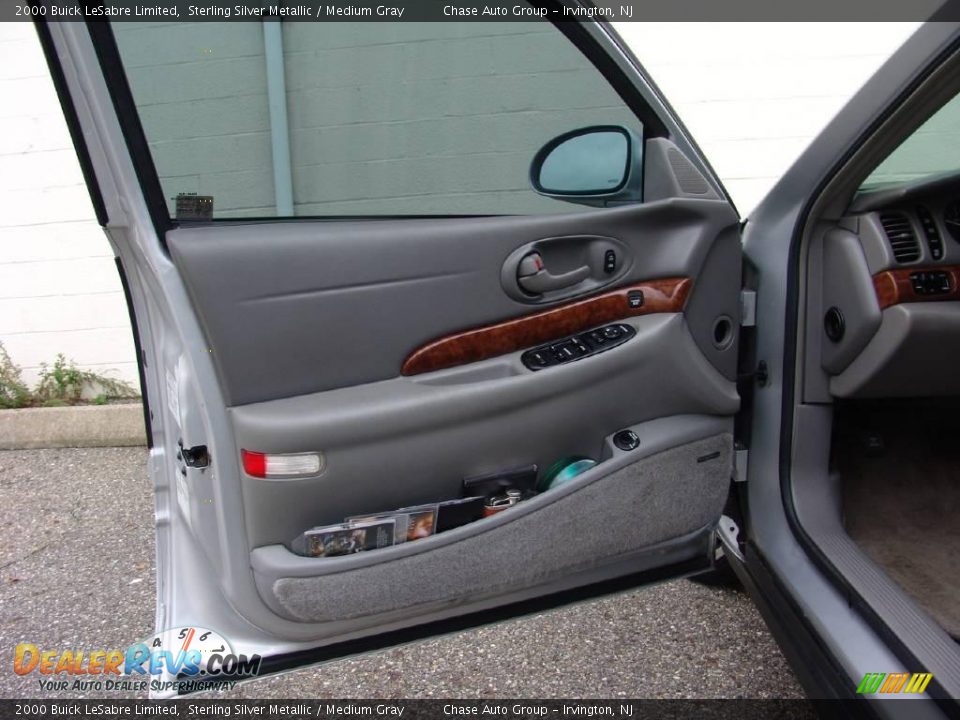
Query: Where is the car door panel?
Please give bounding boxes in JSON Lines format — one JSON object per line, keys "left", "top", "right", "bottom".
{"left": 182, "top": 201, "right": 742, "bottom": 633}
{"left": 165, "top": 196, "right": 741, "bottom": 547}
{"left": 170, "top": 192, "right": 741, "bottom": 636}
{"left": 41, "top": 15, "right": 746, "bottom": 679}
{"left": 169, "top": 191, "right": 743, "bottom": 636}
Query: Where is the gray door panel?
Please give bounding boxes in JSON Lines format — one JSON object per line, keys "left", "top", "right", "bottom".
{"left": 187, "top": 200, "right": 745, "bottom": 630}
{"left": 166, "top": 195, "right": 742, "bottom": 631}
{"left": 232, "top": 315, "right": 738, "bottom": 548}
{"left": 168, "top": 198, "right": 738, "bottom": 405}
{"left": 156, "top": 194, "right": 745, "bottom": 633}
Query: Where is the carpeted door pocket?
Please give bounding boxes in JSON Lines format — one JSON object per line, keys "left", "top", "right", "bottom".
{"left": 256, "top": 433, "right": 732, "bottom": 623}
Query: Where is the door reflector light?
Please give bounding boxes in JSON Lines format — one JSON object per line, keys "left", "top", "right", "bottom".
{"left": 241, "top": 450, "right": 323, "bottom": 478}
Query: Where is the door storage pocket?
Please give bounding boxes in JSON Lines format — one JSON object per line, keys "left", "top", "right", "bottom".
{"left": 254, "top": 433, "right": 732, "bottom": 623}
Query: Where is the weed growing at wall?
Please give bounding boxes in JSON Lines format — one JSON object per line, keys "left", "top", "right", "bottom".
{"left": 0, "top": 342, "right": 138, "bottom": 408}
{"left": 0, "top": 343, "right": 32, "bottom": 409}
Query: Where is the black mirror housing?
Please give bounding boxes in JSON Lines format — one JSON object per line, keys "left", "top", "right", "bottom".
{"left": 529, "top": 125, "right": 643, "bottom": 208}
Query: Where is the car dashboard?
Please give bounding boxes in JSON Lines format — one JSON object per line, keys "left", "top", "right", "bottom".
{"left": 817, "top": 172, "right": 960, "bottom": 398}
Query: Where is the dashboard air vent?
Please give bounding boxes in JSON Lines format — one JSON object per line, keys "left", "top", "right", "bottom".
{"left": 879, "top": 212, "right": 921, "bottom": 263}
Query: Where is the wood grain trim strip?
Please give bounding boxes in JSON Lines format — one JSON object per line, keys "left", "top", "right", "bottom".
{"left": 873, "top": 266, "right": 960, "bottom": 310}
{"left": 401, "top": 277, "right": 691, "bottom": 376}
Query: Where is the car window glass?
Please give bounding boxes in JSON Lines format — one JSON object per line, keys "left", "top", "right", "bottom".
{"left": 860, "top": 93, "right": 960, "bottom": 190}
{"left": 111, "top": 21, "right": 644, "bottom": 220}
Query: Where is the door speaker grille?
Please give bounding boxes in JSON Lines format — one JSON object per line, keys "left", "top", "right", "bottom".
{"left": 666, "top": 148, "right": 710, "bottom": 195}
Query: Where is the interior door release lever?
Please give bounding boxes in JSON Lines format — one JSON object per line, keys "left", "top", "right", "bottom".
{"left": 517, "top": 252, "right": 590, "bottom": 295}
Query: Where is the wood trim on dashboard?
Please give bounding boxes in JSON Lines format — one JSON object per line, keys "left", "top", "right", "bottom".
{"left": 401, "top": 277, "right": 692, "bottom": 376}
{"left": 873, "top": 266, "right": 960, "bottom": 310}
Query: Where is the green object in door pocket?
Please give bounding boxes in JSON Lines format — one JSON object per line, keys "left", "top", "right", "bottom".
{"left": 539, "top": 456, "right": 597, "bottom": 491}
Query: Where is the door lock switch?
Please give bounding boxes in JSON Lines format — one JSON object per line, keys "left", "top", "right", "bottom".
{"left": 604, "top": 250, "right": 617, "bottom": 274}
{"left": 627, "top": 290, "right": 644, "bottom": 309}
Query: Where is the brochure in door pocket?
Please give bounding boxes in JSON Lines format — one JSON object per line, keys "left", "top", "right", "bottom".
{"left": 297, "top": 519, "right": 396, "bottom": 557}
{"left": 349, "top": 504, "right": 439, "bottom": 543}
{"left": 346, "top": 511, "right": 410, "bottom": 544}
{"left": 394, "top": 503, "right": 439, "bottom": 541}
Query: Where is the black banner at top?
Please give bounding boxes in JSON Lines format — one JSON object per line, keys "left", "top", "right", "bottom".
{"left": 9, "top": 0, "right": 960, "bottom": 22}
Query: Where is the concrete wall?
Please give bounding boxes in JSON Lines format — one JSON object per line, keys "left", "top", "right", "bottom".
{"left": 0, "top": 23, "right": 136, "bottom": 388}
{"left": 0, "top": 21, "right": 918, "bottom": 387}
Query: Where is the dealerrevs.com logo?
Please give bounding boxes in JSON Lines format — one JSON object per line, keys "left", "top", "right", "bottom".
{"left": 14, "top": 627, "right": 261, "bottom": 694}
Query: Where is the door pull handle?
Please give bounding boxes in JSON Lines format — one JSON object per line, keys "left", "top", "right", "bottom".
{"left": 517, "top": 252, "right": 590, "bottom": 294}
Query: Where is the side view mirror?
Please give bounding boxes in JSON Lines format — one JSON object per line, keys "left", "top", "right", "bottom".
{"left": 530, "top": 125, "right": 643, "bottom": 208}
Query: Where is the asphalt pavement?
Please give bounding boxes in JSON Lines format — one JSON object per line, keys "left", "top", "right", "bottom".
{"left": 0, "top": 448, "right": 803, "bottom": 699}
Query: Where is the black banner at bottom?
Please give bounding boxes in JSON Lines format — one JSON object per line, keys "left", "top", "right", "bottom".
{"left": 1, "top": 699, "right": 935, "bottom": 720}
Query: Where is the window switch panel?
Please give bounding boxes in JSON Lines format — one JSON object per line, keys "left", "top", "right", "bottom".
{"left": 521, "top": 323, "right": 636, "bottom": 371}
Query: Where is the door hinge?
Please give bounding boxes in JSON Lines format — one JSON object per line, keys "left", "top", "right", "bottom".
{"left": 738, "top": 360, "right": 769, "bottom": 387}
{"left": 177, "top": 439, "right": 209, "bottom": 469}
{"left": 739, "top": 289, "right": 756, "bottom": 327}
{"left": 754, "top": 360, "right": 769, "bottom": 386}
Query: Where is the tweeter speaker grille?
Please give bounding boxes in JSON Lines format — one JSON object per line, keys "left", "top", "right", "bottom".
{"left": 667, "top": 148, "right": 710, "bottom": 195}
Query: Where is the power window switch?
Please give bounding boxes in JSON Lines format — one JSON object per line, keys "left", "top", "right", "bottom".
{"left": 527, "top": 350, "right": 552, "bottom": 368}
{"left": 551, "top": 343, "right": 576, "bottom": 362}
{"left": 571, "top": 339, "right": 590, "bottom": 356}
